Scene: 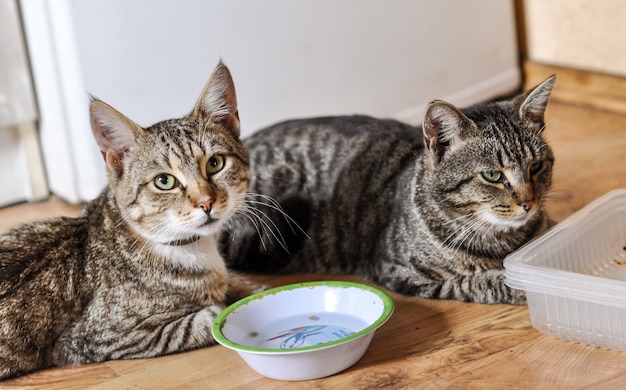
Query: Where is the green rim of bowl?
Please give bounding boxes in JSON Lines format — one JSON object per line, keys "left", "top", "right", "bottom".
{"left": 211, "top": 280, "right": 394, "bottom": 354}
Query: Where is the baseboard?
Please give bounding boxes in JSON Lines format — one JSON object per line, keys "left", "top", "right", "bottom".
{"left": 524, "top": 61, "right": 626, "bottom": 115}
{"left": 393, "top": 67, "right": 522, "bottom": 125}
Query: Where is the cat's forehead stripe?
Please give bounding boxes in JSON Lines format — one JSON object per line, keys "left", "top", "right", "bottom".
{"left": 488, "top": 118, "right": 542, "bottom": 168}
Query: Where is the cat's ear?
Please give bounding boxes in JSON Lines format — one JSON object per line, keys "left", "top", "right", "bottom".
{"left": 423, "top": 100, "right": 476, "bottom": 164}
{"left": 518, "top": 74, "right": 556, "bottom": 132}
{"left": 90, "top": 98, "right": 142, "bottom": 174}
{"left": 192, "top": 61, "right": 240, "bottom": 137}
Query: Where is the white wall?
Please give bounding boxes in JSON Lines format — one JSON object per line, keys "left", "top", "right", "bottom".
{"left": 22, "top": 0, "right": 520, "bottom": 203}
{"left": 0, "top": 0, "right": 46, "bottom": 206}
{"left": 0, "top": 128, "right": 30, "bottom": 205}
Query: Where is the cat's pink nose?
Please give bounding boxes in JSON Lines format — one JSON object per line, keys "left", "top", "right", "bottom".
{"left": 198, "top": 199, "right": 213, "bottom": 213}
{"left": 519, "top": 199, "right": 534, "bottom": 212}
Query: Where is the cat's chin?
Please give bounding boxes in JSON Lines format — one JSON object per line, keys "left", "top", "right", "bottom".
{"left": 141, "top": 214, "right": 226, "bottom": 245}
{"left": 479, "top": 211, "right": 534, "bottom": 231}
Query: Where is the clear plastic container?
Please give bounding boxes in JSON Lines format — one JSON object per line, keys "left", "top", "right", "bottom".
{"left": 504, "top": 189, "right": 626, "bottom": 352}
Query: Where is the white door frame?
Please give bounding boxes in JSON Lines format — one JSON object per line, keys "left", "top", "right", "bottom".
{"left": 20, "top": 0, "right": 106, "bottom": 204}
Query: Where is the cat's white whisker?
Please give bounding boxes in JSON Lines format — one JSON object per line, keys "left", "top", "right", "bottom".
{"left": 243, "top": 193, "right": 309, "bottom": 238}
{"left": 442, "top": 212, "right": 492, "bottom": 253}
{"left": 235, "top": 204, "right": 291, "bottom": 253}
{"left": 224, "top": 192, "right": 310, "bottom": 255}
{"left": 442, "top": 218, "right": 473, "bottom": 249}
{"left": 442, "top": 213, "right": 473, "bottom": 227}
{"left": 231, "top": 207, "right": 273, "bottom": 252}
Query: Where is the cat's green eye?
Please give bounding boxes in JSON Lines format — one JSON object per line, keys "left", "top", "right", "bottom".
{"left": 154, "top": 174, "right": 178, "bottom": 190}
{"left": 481, "top": 170, "right": 503, "bottom": 183}
{"left": 529, "top": 161, "right": 544, "bottom": 175}
{"left": 207, "top": 155, "right": 225, "bottom": 175}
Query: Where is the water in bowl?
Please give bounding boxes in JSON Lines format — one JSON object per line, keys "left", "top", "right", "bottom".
{"left": 246, "top": 312, "right": 369, "bottom": 350}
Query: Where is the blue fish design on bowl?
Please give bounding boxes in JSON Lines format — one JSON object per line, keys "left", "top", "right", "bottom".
{"left": 266, "top": 325, "right": 355, "bottom": 349}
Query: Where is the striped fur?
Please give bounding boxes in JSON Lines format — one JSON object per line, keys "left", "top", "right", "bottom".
{"left": 222, "top": 76, "right": 557, "bottom": 305}
{"left": 0, "top": 63, "right": 264, "bottom": 379}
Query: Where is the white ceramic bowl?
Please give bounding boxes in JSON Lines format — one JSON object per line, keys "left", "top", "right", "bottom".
{"left": 211, "top": 281, "right": 394, "bottom": 381}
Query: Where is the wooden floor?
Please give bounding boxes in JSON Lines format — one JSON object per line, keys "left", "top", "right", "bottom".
{"left": 2, "top": 97, "right": 626, "bottom": 388}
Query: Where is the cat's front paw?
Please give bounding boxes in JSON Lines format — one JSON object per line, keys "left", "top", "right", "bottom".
{"left": 174, "top": 305, "right": 224, "bottom": 350}
{"left": 253, "top": 281, "right": 271, "bottom": 293}
{"left": 244, "top": 280, "right": 270, "bottom": 298}
{"left": 204, "top": 304, "right": 224, "bottom": 316}
{"left": 194, "top": 304, "right": 224, "bottom": 325}
{"left": 507, "top": 288, "right": 527, "bottom": 305}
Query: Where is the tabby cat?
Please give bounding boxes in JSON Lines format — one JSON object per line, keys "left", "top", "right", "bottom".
{"left": 222, "top": 75, "right": 557, "bottom": 305}
{"left": 0, "top": 62, "right": 264, "bottom": 379}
